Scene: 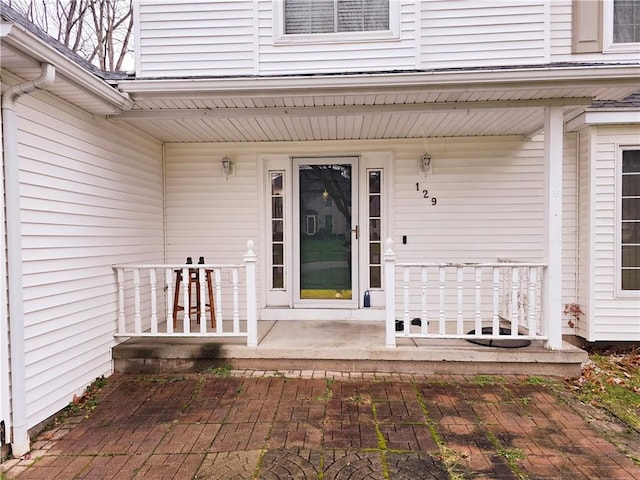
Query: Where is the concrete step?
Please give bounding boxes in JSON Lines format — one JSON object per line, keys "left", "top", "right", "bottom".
{"left": 112, "top": 321, "right": 588, "bottom": 377}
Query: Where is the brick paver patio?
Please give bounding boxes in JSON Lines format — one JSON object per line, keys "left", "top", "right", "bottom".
{"left": 2, "top": 371, "right": 639, "bottom": 479}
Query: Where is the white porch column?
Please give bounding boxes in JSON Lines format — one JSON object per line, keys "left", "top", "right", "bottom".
{"left": 543, "top": 106, "right": 564, "bottom": 350}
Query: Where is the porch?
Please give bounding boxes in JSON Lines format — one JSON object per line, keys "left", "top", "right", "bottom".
{"left": 112, "top": 240, "right": 587, "bottom": 377}
{"left": 112, "top": 319, "right": 587, "bottom": 377}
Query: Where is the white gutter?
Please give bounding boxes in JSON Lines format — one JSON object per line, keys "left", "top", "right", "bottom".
{"left": 1, "top": 62, "right": 56, "bottom": 457}
{"left": 117, "top": 64, "right": 640, "bottom": 97}
{"left": 2, "top": 22, "right": 132, "bottom": 111}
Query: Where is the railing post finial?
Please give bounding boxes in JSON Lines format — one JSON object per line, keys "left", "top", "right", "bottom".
{"left": 385, "top": 237, "right": 394, "bottom": 255}
{"left": 246, "top": 239, "right": 255, "bottom": 256}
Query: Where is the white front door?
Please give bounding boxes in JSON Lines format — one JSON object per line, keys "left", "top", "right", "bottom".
{"left": 293, "top": 157, "right": 359, "bottom": 308}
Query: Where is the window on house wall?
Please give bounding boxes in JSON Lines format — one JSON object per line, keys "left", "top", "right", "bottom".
{"left": 284, "top": 0, "right": 389, "bottom": 35}
{"left": 603, "top": 0, "right": 640, "bottom": 51}
{"left": 621, "top": 149, "right": 640, "bottom": 291}
{"left": 613, "top": 0, "right": 640, "bottom": 43}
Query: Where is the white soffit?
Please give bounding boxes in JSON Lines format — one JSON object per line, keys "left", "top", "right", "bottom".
{"left": 113, "top": 107, "right": 549, "bottom": 143}
{"left": 112, "top": 66, "right": 639, "bottom": 142}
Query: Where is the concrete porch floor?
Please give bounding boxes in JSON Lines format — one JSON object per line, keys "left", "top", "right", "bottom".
{"left": 112, "top": 320, "right": 589, "bottom": 377}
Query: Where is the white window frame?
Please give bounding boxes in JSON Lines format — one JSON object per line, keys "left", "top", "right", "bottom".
{"left": 357, "top": 151, "right": 393, "bottom": 308}
{"left": 260, "top": 156, "right": 294, "bottom": 308}
{"left": 603, "top": 0, "right": 640, "bottom": 53}
{"left": 616, "top": 145, "right": 640, "bottom": 297}
{"left": 273, "top": 0, "right": 400, "bottom": 45}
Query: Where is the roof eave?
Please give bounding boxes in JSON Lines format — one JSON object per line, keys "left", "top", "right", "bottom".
{"left": 566, "top": 109, "right": 640, "bottom": 131}
{"left": 1, "top": 21, "right": 133, "bottom": 111}
{"left": 117, "top": 64, "right": 640, "bottom": 99}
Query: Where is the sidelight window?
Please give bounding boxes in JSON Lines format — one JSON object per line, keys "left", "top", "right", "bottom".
{"left": 368, "top": 170, "right": 382, "bottom": 289}
{"left": 271, "top": 172, "right": 285, "bottom": 290}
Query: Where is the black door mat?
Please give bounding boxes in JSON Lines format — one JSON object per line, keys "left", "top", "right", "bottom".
{"left": 466, "top": 326, "right": 532, "bottom": 348}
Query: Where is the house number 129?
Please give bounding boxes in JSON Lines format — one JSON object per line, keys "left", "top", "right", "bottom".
{"left": 417, "top": 183, "right": 437, "bottom": 206}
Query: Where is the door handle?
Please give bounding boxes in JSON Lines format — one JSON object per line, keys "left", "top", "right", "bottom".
{"left": 352, "top": 225, "right": 359, "bottom": 240}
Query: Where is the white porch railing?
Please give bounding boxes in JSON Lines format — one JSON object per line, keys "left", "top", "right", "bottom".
{"left": 112, "top": 240, "right": 257, "bottom": 346}
{"left": 383, "top": 239, "right": 548, "bottom": 348}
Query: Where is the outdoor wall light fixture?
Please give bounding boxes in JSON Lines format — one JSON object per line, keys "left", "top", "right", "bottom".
{"left": 420, "top": 152, "right": 432, "bottom": 176}
{"left": 221, "top": 156, "right": 232, "bottom": 179}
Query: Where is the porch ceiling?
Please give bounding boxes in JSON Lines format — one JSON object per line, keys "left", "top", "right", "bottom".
{"left": 111, "top": 105, "right": 552, "bottom": 143}
{"left": 112, "top": 72, "right": 639, "bottom": 143}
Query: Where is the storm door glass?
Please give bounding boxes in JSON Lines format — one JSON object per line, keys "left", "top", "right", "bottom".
{"left": 298, "top": 163, "right": 353, "bottom": 300}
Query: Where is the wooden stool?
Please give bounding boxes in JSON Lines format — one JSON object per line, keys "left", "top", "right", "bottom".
{"left": 172, "top": 266, "right": 216, "bottom": 328}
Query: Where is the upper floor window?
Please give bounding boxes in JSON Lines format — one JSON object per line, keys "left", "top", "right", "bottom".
{"left": 549, "top": 1, "right": 640, "bottom": 54}
{"left": 621, "top": 148, "right": 640, "bottom": 292}
{"left": 284, "top": 0, "right": 389, "bottom": 35}
{"left": 602, "top": 0, "right": 640, "bottom": 52}
{"left": 613, "top": 0, "right": 640, "bottom": 43}
{"left": 274, "top": 0, "right": 399, "bottom": 45}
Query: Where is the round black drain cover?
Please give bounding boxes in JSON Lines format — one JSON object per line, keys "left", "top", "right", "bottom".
{"left": 387, "top": 452, "right": 449, "bottom": 479}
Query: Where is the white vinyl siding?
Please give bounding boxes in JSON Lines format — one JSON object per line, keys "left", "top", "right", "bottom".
{"left": 163, "top": 145, "right": 260, "bottom": 262}
{"left": 589, "top": 126, "right": 640, "bottom": 341}
{"left": 135, "top": 0, "right": 640, "bottom": 77}
{"left": 418, "top": 1, "right": 549, "bottom": 68}
{"left": 164, "top": 136, "right": 577, "bottom": 325}
{"left": 163, "top": 144, "right": 260, "bottom": 315}
{"left": 261, "top": 0, "right": 409, "bottom": 74}
{"left": 135, "top": 0, "right": 257, "bottom": 77}
{"left": 576, "top": 128, "right": 593, "bottom": 339}
{"left": 563, "top": 134, "right": 580, "bottom": 334}
{"left": 136, "top": 0, "right": 412, "bottom": 76}
{"left": 393, "top": 136, "right": 576, "bottom": 309}
{"left": 552, "top": 0, "right": 575, "bottom": 57}
{"left": 15, "top": 88, "right": 164, "bottom": 430}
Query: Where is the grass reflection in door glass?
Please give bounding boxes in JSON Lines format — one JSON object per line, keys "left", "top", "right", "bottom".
{"left": 300, "top": 236, "right": 352, "bottom": 299}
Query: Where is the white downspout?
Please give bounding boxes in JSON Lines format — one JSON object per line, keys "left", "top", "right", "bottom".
{"left": 1, "top": 62, "right": 56, "bottom": 457}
